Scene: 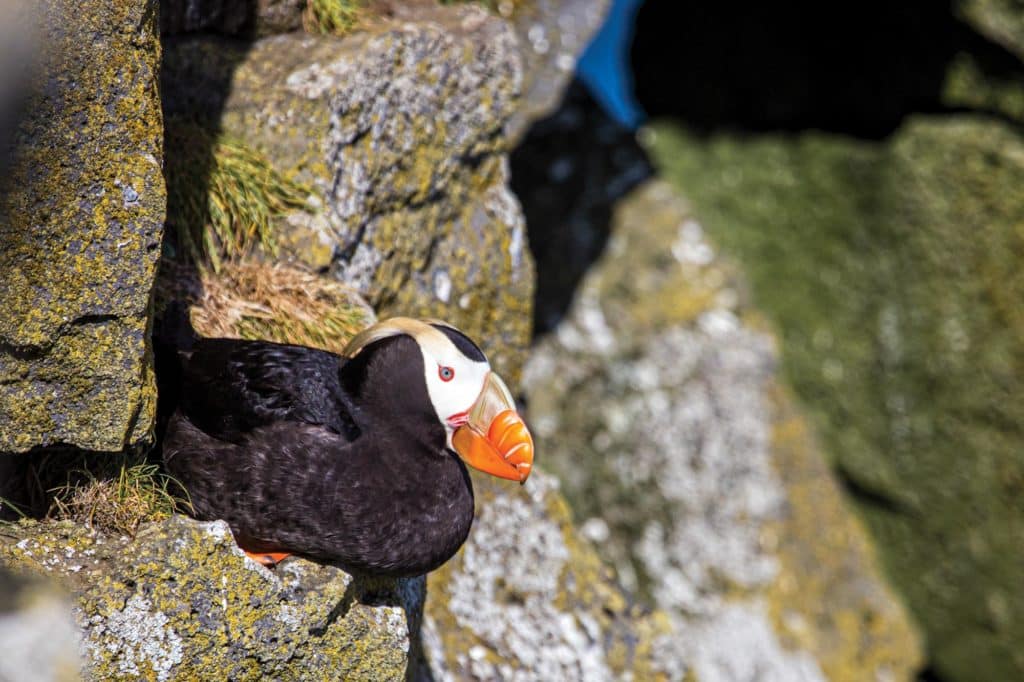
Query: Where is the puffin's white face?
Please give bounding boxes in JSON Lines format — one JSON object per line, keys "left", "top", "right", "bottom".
{"left": 416, "top": 334, "right": 491, "bottom": 446}
{"left": 343, "top": 317, "right": 533, "bottom": 483}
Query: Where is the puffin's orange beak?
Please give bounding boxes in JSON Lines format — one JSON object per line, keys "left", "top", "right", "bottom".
{"left": 451, "top": 373, "right": 534, "bottom": 484}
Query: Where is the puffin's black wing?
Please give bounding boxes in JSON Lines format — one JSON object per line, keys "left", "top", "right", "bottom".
{"left": 178, "top": 338, "right": 360, "bottom": 442}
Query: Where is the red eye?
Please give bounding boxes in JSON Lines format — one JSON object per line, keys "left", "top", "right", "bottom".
{"left": 439, "top": 365, "right": 455, "bottom": 382}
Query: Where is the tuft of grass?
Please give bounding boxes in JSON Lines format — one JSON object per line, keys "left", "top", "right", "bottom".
{"left": 0, "top": 449, "right": 190, "bottom": 536}
{"left": 303, "top": 0, "right": 365, "bottom": 35}
{"left": 48, "top": 460, "right": 190, "bottom": 537}
{"left": 164, "top": 118, "right": 314, "bottom": 271}
{"left": 157, "top": 259, "right": 374, "bottom": 355}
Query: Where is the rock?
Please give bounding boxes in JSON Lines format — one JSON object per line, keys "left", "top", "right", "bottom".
{"left": 160, "top": 0, "right": 305, "bottom": 36}
{"left": 162, "top": 2, "right": 533, "bottom": 380}
{"left": 523, "top": 179, "right": 923, "bottom": 681}
{"left": 958, "top": 0, "right": 1024, "bottom": 60}
{"left": 0, "top": 516, "right": 423, "bottom": 681}
{"left": 647, "top": 115, "right": 1024, "bottom": 681}
{"left": 510, "top": 79, "right": 652, "bottom": 334}
{"left": 0, "top": 0, "right": 165, "bottom": 453}
{"left": 0, "top": 569, "right": 81, "bottom": 682}
{"left": 422, "top": 471, "right": 683, "bottom": 680}
{"left": 504, "top": 0, "right": 612, "bottom": 142}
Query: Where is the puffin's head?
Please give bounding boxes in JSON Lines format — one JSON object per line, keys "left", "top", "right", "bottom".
{"left": 343, "top": 317, "right": 533, "bottom": 483}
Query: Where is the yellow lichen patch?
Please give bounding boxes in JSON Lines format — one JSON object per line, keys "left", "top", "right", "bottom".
{"left": 764, "top": 383, "right": 923, "bottom": 682}
{"left": 0, "top": 517, "right": 412, "bottom": 680}
{"left": 303, "top": 0, "right": 365, "bottom": 35}
{"left": 161, "top": 259, "right": 374, "bottom": 354}
{"left": 164, "top": 118, "right": 314, "bottom": 271}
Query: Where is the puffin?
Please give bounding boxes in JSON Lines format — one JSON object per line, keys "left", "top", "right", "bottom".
{"left": 161, "top": 317, "right": 534, "bottom": 576}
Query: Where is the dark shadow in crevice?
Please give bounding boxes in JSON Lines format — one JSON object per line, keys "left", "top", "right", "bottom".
{"left": 511, "top": 80, "right": 653, "bottom": 339}
{"left": 632, "top": 0, "right": 1024, "bottom": 139}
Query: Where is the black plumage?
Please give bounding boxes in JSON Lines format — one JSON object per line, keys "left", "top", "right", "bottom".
{"left": 162, "top": 335, "right": 475, "bottom": 577}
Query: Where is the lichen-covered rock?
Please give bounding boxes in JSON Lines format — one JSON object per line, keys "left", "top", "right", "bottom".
{"left": 0, "top": 516, "right": 422, "bottom": 681}
{"left": 647, "top": 115, "right": 1024, "bottom": 681}
{"left": 0, "top": 569, "right": 81, "bottom": 682}
{"left": 422, "top": 471, "right": 683, "bottom": 680}
{"left": 162, "top": 2, "right": 533, "bottom": 380}
{"left": 0, "top": 0, "right": 165, "bottom": 453}
{"left": 523, "top": 180, "right": 923, "bottom": 682}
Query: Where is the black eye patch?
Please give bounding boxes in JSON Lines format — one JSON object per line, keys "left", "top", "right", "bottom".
{"left": 431, "top": 324, "right": 486, "bottom": 362}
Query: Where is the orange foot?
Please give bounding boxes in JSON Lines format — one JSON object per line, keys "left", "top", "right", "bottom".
{"left": 244, "top": 550, "right": 292, "bottom": 567}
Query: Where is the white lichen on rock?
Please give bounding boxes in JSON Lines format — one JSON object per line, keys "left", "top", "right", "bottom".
{"left": 84, "top": 595, "right": 184, "bottom": 681}
{"left": 444, "top": 474, "right": 610, "bottom": 681}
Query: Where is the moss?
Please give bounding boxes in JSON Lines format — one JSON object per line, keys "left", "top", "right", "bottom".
{"left": 764, "top": 384, "right": 923, "bottom": 682}
{"left": 943, "top": 52, "right": 1024, "bottom": 123}
{"left": 647, "top": 116, "right": 1024, "bottom": 681}
{"left": 303, "top": 0, "right": 365, "bottom": 36}
{"left": 164, "top": 118, "right": 314, "bottom": 271}
{"left": 0, "top": 0, "right": 164, "bottom": 452}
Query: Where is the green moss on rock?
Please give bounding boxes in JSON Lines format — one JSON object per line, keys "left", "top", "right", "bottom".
{"left": 0, "top": 516, "right": 420, "bottom": 681}
{"left": 648, "top": 115, "right": 1024, "bottom": 681}
{"left": 0, "top": 0, "right": 164, "bottom": 453}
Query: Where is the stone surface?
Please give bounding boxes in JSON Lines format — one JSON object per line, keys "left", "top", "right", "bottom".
{"left": 0, "top": 516, "right": 422, "bottom": 681}
{"left": 511, "top": 80, "right": 652, "bottom": 335}
{"left": 422, "top": 471, "right": 683, "bottom": 681}
{"left": 959, "top": 0, "right": 1024, "bottom": 60}
{"left": 0, "top": 0, "right": 165, "bottom": 453}
{"left": 0, "top": 569, "right": 81, "bottom": 682}
{"left": 162, "top": 2, "right": 534, "bottom": 380}
{"left": 523, "top": 179, "right": 923, "bottom": 682}
{"left": 504, "top": 0, "right": 611, "bottom": 142}
{"left": 649, "top": 115, "right": 1024, "bottom": 681}
{"left": 160, "top": 0, "right": 305, "bottom": 36}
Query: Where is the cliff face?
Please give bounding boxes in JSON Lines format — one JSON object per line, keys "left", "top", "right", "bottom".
{"left": 636, "top": 1, "right": 1024, "bottom": 677}
{"left": 0, "top": 1, "right": 618, "bottom": 679}
{"left": 0, "top": 0, "right": 165, "bottom": 453}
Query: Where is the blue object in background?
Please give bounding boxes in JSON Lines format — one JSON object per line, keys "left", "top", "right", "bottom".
{"left": 576, "top": 0, "right": 646, "bottom": 129}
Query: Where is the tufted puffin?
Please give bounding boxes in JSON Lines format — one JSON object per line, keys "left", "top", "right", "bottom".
{"left": 161, "top": 317, "right": 533, "bottom": 577}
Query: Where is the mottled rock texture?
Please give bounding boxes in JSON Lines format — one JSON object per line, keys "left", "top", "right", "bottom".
{"left": 0, "top": 516, "right": 422, "bottom": 681}
{"left": 0, "top": 569, "right": 81, "bottom": 682}
{"left": 523, "top": 180, "right": 922, "bottom": 682}
{"left": 163, "top": 3, "right": 534, "bottom": 380}
{"left": 422, "top": 472, "right": 683, "bottom": 680}
{"left": 0, "top": 0, "right": 165, "bottom": 453}
{"left": 649, "top": 115, "right": 1024, "bottom": 681}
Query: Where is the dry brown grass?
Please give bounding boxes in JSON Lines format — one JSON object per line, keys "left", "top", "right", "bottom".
{"left": 0, "top": 450, "right": 190, "bottom": 536}
{"left": 156, "top": 259, "right": 374, "bottom": 354}
{"left": 48, "top": 460, "right": 190, "bottom": 536}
